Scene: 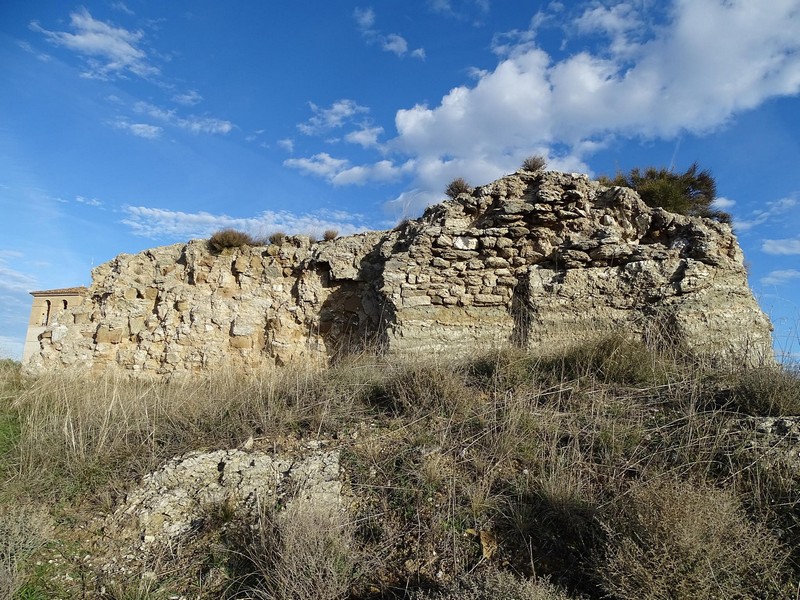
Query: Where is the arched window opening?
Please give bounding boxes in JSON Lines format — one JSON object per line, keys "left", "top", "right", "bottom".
{"left": 43, "top": 300, "right": 51, "bottom": 326}
{"left": 63, "top": 299, "right": 68, "bottom": 310}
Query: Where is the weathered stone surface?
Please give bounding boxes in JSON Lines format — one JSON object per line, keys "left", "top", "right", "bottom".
{"left": 24, "top": 170, "right": 774, "bottom": 375}
{"left": 91, "top": 443, "right": 343, "bottom": 581}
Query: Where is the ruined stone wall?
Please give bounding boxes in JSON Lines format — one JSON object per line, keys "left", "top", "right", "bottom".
{"left": 24, "top": 171, "right": 774, "bottom": 375}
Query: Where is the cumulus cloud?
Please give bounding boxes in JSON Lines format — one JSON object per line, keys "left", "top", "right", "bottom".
{"left": 31, "top": 7, "right": 158, "bottom": 79}
{"left": 298, "top": 100, "right": 369, "bottom": 136}
{"left": 290, "top": 1, "right": 800, "bottom": 218}
{"left": 762, "top": 239, "right": 800, "bottom": 255}
{"left": 761, "top": 269, "right": 800, "bottom": 287}
{"left": 278, "top": 138, "right": 295, "bottom": 153}
{"left": 344, "top": 125, "right": 384, "bottom": 149}
{"left": 121, "top": 205, "right": 371, "bottom": 240}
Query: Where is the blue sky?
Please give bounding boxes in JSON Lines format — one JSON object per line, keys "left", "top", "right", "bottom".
{"left": 1, "top": 1, "right": 799, "bottom": 361}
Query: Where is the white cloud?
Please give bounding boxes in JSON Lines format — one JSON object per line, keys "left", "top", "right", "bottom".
{"left": 354, "top": 7, "right": 376, "bottom": 30}
{"left": 278, "top": 138, "right": 295, "bottom": 153}
{"left": 332, "top": 159, "right": 414, "bottom": 186}
{"left": 762, "top": 239, "right": 800, "bottom": 255}
{"left": 430, "top": 0, "right": 491, "bottom": 17}
{"left": 761, "top": 269, "right": 800, "bottom": 286}
{"left": 121, "top": 205, "right": 371, "bottom": 240}
{"left": 133, "top": 101, "right": 233, "bottom": 135}
{"left": 112, "top": 119, "right": 163, "bottom": 139}
{"left": 17, "top": 39, "right": 52, "bottom": 62}
{"left": 354, "top": 8, "right": 425, "bottom": 59}
{"left": 397, "top": 0, "right": 800, "bottom": 149}
{"left": 181, "top": 117, "right": 233, "bottom": 135}
{"left": 173, "top": 90, "right": 203, "bottom": 106}
{"left": 344, "top": 125, "right": 384, "bottom": 149}
{"left": 298, "top": 100, "right": 369, "bottom": 135}
{"left": 112, "top": 2, "right": 134, "bottom": 15}
{"left": 75, "top": 195, "right": 103, "bottom": 207}
{"left": 383, "top": 34, "right": 408, "bottom": 56}
{"left": 712, "top": 196, "right": 736, "bottom": 210}
{"left": 284, "top": 153, "right": 349, "bottom": 179}
{"left": 287, "top": 1, "right": 800, "bottom": 220}
{"left": 31, "top": 8, "right": 158, "bottom": 79}
{"left": 378, "top": 1, "right": 800, "bottom": 213}
{"left": 0, "top": 256, "right": 38, "bottom": 293}
{"left": 574, "top": 2, "right": 644, "bottom": 57}
{"left": 284, "top": 153, "right": 414, "bottom": 186}
{"left": 735, "top": 197, "right": 797, "bottom": 232}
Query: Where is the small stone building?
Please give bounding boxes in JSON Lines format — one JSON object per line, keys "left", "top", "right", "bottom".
{"left": 22, "top": 287, "right": 88, "bottom": 364}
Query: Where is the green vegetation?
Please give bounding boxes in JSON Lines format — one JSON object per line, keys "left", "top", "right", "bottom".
{"left": 600, "top": 163, "right": 730, "bottom": 223}
{"left": 1, "top": 339, "right": 798, "bottom": 598}
{"left": 445, "top": 177, "right": 471, "bottom": 199}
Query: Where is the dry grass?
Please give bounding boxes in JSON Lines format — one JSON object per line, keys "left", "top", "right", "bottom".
{"left": 244, "top": 502, "right": 358, "bottom": 600}
{"left": 1, "top": 339, "right": 798, "bottom": 599}
{"left": 598, "top": 478, "right": 790, "bottom": 599}
{"left": 0, "top": 504, "right": 52, "bottom": 599}
{"left": 410, "top": 569, "right": 572, "bottom": 599}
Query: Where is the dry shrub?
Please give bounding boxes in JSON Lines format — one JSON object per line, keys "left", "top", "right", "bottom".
{"left": 521, "top": 155, "right": 547, "bottom": 172}
{"left": 268, "top": 231, "right": 287, "bottom": 245}
{"left": 323, "top": 229, "right": 339, "bottom": 241}
{"left": 731, "top": 365, "right": 800, "bottom": 416}
{"left": 208, "top": 228, "right": 257, "bottom": 252}
{"left": 410, "top": 568, "right": 573, "bottom": 600}
{"left": 597, "top": 478, "right": 790, "bottom": 600}
{"left": 246, "top": 503, "right": 357, "bottom": 600}
{"left": 445, "top": 177, "right": 471, "bottom": 199}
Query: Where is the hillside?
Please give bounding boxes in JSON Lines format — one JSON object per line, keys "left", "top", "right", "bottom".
{"left": 2, "top": 341, "right": 800, "bottom": 599}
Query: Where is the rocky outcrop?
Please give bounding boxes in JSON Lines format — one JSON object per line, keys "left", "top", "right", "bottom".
{"left": 24, "top": 170, "right": 774, "bottom": 375}
{"left": 92, "top": 442, "right": 344, "bottom": 585}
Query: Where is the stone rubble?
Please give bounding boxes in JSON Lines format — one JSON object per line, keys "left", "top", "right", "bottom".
{"left": 24, "top": 170, "right": 774, "bottom": 375}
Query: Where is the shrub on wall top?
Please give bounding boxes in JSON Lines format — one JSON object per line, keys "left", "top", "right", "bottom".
{"left": 208, "top": 229, "right": 258, "bottom": 253}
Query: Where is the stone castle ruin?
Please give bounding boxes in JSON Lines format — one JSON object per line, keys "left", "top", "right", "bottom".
{"left": 23, "top": 170, "right": 774, "bottom": 375}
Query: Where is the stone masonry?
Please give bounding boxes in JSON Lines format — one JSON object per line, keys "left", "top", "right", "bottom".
{"left": 23, "top": 170, "right": 774, "bottom": 375}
